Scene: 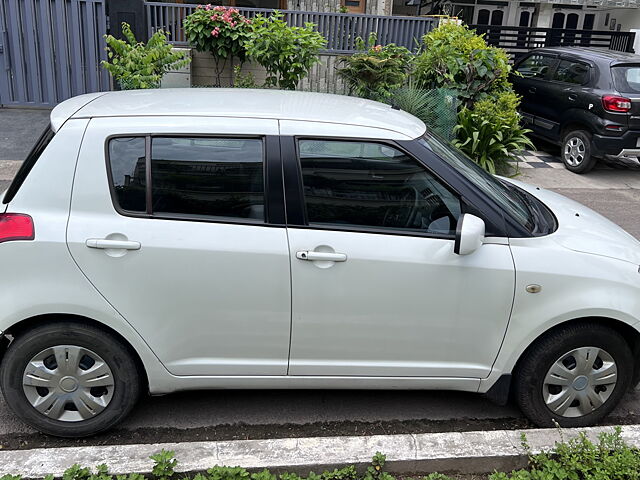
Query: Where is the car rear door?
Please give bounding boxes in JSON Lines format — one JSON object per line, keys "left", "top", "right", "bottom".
{"left": 281, "top": 125, "right": 516, "bottom": 380}
{"left": 547, "top": 57, "right": 593, "bottom": 137}
{"left": 66, "top": 116, "right": 292, "bottom": 377}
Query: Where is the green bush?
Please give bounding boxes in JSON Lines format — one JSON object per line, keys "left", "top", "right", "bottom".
{"left": 413, "top": 22, "right": 511, "bottom": 108}
{"left": 102, "top": 23, "right": 190, "bottom": 90}
{"left": 244, "top": 12, "right": 326, "bottom": 90}
{"left": 337, "top": 33, "right": 413, "bottom": 100}
{"left": 183, "top": 5, "right": 253, "bottom": 86}
{"left": 453, "top": 90, "right": 533, "bottom": 174}
{"left": 493, "top": 427, "right": 640, "bottom": 480}
{"left": 386, "top": 87, "right": 459, "bottom": 141}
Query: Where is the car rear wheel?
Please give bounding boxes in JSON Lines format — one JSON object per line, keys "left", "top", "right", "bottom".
{"left": 561, "top": 130, "right": 596, "bottom": 173}
{"left": 0, "top": 322, "right": 141, "bottom": 437}
{"left": 514, "top": 323, "right": 632, "bottom": 427}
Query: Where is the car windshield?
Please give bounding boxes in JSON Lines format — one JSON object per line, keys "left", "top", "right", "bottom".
{"left": 612, "top": 65, "right": 640, "bottom": 95}
{"left": 418, "top": 132, "right": 535, "bottom": 233}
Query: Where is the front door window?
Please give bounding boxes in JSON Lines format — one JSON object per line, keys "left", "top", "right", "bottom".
{"left": 298, "top": 139, "right": 461, "bottom": 235}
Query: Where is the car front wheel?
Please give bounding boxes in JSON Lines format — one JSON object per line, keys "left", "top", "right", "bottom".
{"left": 514, "top": 323, "right": 632, "bottom": 427}
{"left": 561, "top": 130, "right": 596, "bottom": 173}
{"left": 0, "top": 322, "right": 141, "bottom": 437}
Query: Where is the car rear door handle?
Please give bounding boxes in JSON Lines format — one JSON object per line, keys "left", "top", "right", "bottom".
{"left": 86, "top": 239, "right": 141, "bottom": 250}
{"left": 528, "top": 86, "right": 536, "bottom": 93}
{"left": 296, "top": 251, "right": 347, "bottom": 262}
{"left": 568, "top": 94, "right": 577, "bottom": 101}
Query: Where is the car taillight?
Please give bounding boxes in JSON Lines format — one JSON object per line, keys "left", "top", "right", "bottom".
{"left": 602, "top": 95, "right": 632, "bottom": 113}
{"left": 0, "top": 214, "right": 35, "bottom": 243}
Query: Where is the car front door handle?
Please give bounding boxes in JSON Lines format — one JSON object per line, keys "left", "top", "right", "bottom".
{"left": 529, "top": 86, "right": 537, "bottom": 93}
{"left": 568, "top": 94, "right": 577, "bottom": 101}
{"left": 86, "top": 239, "right": 141, "bottom": 250}
{"left": 296, "top": 251, "right": 347, "bottom": 262}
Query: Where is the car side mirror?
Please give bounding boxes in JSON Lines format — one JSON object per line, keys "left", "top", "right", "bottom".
{"left": 454, "top": 214, "right": 485, "bottom": 255}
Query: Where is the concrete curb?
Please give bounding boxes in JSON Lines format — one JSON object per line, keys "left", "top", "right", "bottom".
{"left": 2, "top": 425, "right": 640, "bottom": 478}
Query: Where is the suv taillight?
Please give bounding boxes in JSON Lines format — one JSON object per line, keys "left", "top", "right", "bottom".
{"left": 0, "top": 214, "right": 35, "bottom": 243}
{"left": 602, "top": 95, "right": 632, "bottom": 113}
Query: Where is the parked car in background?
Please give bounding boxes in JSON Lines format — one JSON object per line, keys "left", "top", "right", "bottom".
{"left": 511, "top": 47, "right": 640, "bottom": 173}
{"left": 2, "top": 90, "right": 640, "bottom": 437}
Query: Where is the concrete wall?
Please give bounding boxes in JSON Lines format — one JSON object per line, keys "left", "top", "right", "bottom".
{"left": 190, "top": 49, "right": 349, "bottom": 94}
{"left": 288, "top": 0, "right": 341, "bottom": 13}
{"left": 287, "top": 0, "right": 391, "bottom": 16}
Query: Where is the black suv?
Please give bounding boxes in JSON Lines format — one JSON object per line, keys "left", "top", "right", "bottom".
{"left": 511, "top": 47, "right": 640, "bottom": 173}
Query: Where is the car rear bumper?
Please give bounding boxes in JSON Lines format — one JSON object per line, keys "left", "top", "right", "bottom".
{"left": 593, "top": 130, "right": 640, "bottom": 158}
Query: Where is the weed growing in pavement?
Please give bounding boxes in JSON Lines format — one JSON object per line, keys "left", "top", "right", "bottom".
{"left": 150, "top": 450, "right": 178, "bottom": 480}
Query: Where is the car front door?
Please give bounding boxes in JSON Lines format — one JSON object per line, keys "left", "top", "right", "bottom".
{"left": 66, "top": 116, "right": 292, "bottom": 376}
{"left": 512, "top": 53, "right": 559, "bottom": 136}
{"left": 284, "top": 136, "right": 516, "bottom": 379}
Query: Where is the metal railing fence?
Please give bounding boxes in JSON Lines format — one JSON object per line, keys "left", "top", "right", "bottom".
{"left": 145, "top": 2, "right": 438, "bottom": 53}
{"left": 471, "top": 25, "right": 636, "bottom": 58}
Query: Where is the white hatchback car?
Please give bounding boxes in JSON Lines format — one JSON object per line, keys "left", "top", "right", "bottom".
{"left": 1, "top": 89, "right": 639, "bottom": 437}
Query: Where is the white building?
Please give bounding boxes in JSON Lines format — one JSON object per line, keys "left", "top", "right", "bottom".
{"left": 393, "top": 0, "right": 640, "bottom": 34}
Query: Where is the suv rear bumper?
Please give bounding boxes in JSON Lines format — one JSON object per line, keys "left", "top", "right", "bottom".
{"left": 593, "top": 130, "right": 640, "bottom": 158}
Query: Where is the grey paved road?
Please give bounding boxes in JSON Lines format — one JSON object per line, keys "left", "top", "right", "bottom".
{"left": 1, "top": 107, "right": 640, "bottom": 447}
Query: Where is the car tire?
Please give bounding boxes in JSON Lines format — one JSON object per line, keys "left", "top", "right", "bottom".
{"left": 561, "top": 130, "right": 596, "bottom": 173}
{"left": 514, "top": 323, "right": 632, "bottom": 428}
{"left": 0, "top": 322, "right": 141, "bottom": 437}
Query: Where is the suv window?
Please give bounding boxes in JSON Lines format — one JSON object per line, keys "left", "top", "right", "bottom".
{"left": 553, "top": 59, "right": 590, "bottom": 85}
{"left": 108, "top": 136, "right": 265, "bottom": 222}
{"left": 298, "top": 139, "right": 461, "bottom": 235}
{"left": 516, "top": 54, "right": 556, "bottom": 79}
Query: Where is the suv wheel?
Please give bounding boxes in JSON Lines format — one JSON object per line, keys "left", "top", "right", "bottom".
{"left": 561, "top": 130, "right": 596, "bottom": 173}
{"left": 514, "top": 323, "right": 632, "bottom": 427}
{"left": 0, "top": 322, "right": 141, "bottom": 437}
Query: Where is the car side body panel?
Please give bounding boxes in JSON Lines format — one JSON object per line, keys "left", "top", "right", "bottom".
{"left": 479, "top": 182, "right": 640, "bottom": 392}
{"left": 0, "top": 118, "right": 174, "bottom": 390}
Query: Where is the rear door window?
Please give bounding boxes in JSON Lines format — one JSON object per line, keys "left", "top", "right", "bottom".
{"left": 552, "top": 60, "right": 590, "bottom": 85}
{"left": 515, "top": 54, "right": 557, "bottom": 79}
{"left": 612, "top": 65, "right": 640, "bottom": 94}
{"left": 108, "top": 136, "right": 265, "bottom": 222}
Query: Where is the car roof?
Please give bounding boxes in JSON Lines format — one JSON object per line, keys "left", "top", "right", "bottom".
{"left": 50, "top": 89, "right": 426, "bottom": 139}
{"left": 531, "top": 46, "right": 640, "bottom": 64}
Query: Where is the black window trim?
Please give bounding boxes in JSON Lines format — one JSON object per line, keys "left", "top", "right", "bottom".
{"left": 3, "top": 124, "right": 55, "bottom": 204}
{"left": 284, "top": 135, "right": 511, "bottom": 241}
{"left": 104, "top": 133, "right": 286, "bottom": 227}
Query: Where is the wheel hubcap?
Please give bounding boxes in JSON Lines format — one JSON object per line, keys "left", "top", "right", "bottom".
{"left": 543, "top": 346, "right": 617, "bottom": 418}
{"left": 22, "top": 345, "right": 115, "bottom": 422}
{"left": 564, "top": 137, "right": 586, "bottom": 167}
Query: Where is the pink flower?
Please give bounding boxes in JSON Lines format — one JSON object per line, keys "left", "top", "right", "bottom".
{"left": 204, "top": 4, "right": 211, "bottom": 10}
{"left": 213, "top": 5, "right": 225, "bottom": 11}
{"left": 211, "top": 27, "right": 220, "bottom": 37}
{"left": 373, "top": 45, "right": 383, "bottom": 52}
